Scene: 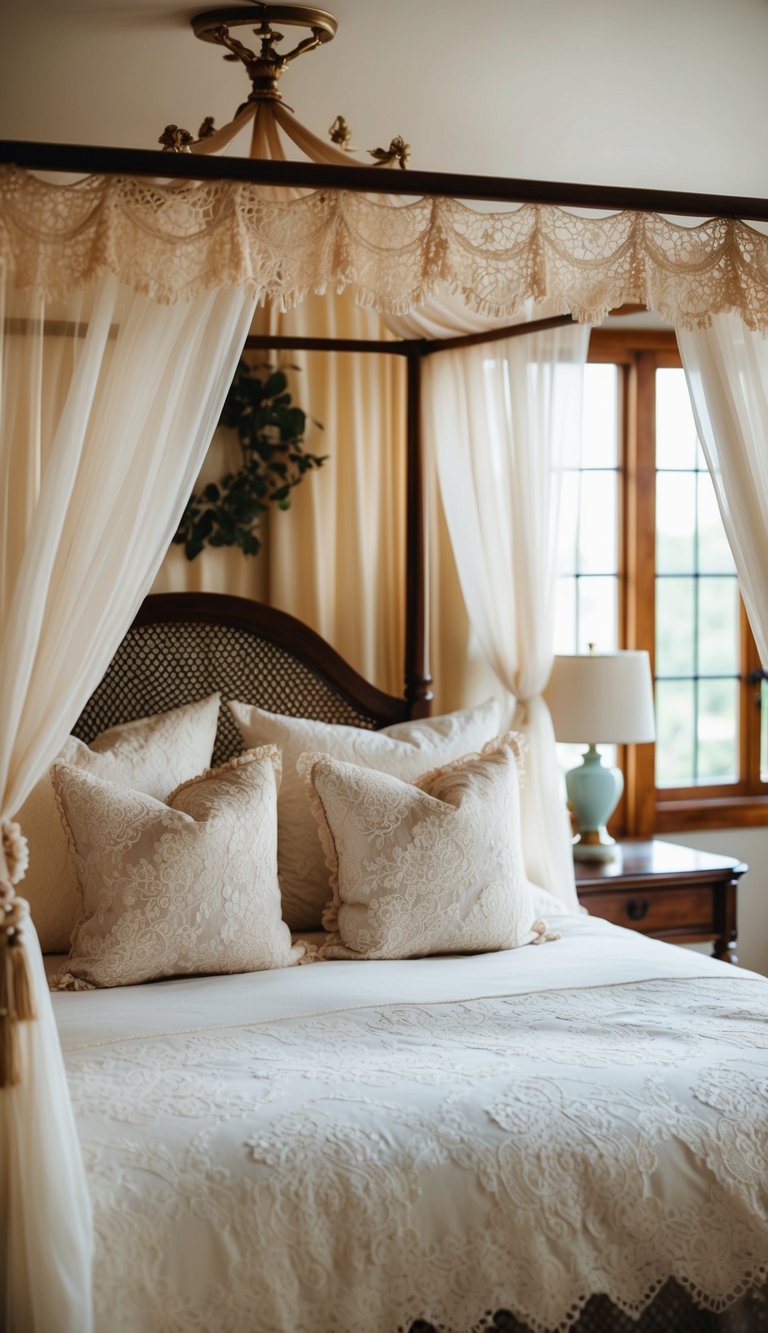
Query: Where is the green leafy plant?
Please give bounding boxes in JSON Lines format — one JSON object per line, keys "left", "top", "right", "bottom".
{"left": 174, "top": 361, "right": 326, "bottom": 560}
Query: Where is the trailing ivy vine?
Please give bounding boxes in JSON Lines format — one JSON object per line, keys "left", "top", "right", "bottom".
{"left": 174, "top": 360, "right": 326, "bottom": 560}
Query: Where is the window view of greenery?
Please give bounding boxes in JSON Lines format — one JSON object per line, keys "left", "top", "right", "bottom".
{"left": 556, "top": 363, "right": 620, "bottom": 656}
{"left": 553, "top": 342, "right": 763, "bottom": 824}
{"left": 654, "top": 369, "right": 740, "bottom": 787}
{"left": 555, "top": 363, "right": 620, "bottom": 771}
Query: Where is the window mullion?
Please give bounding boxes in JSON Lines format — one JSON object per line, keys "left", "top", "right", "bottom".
{"left": 625, "top": 351, "right": 657, "bottom": 837}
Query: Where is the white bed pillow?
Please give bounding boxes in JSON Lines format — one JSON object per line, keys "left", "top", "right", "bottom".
{"left": 50, "top": 747, "right": 303, "bottom": 990}
{"left": 17, "top": 694, "right": 221, "bottom": 953}
{"left": 229, "top": 698, "right": 501, "bottom": 930}
{"left": 301, "top": 734, "right": 537, "bottom": 960}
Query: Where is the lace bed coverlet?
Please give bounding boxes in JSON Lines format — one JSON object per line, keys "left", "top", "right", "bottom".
{"left": 53, "top": 912, "right": 768, "bottom": 1333}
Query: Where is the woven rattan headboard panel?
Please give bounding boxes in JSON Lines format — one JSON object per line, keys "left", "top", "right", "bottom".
{"left": 74, "top": 593, "right": 416, "bottom": 766}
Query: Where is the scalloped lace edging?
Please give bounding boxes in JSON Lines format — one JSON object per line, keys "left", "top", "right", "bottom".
{"left": 5, "top": 167, "right": 768, "bottom": 330}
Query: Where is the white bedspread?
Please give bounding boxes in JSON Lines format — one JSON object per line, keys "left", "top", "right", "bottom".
{"left": 53, "top": 913, "right": 768, "bottom": 1333}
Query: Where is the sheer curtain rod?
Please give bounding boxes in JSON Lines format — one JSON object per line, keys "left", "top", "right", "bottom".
{"left": 3, "top": 140, "right": 768, "bottom": 221}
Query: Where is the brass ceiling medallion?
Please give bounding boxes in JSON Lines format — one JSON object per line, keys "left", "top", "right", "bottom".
{"left": 192, "top": 3, "right": 336, "bottom": 102}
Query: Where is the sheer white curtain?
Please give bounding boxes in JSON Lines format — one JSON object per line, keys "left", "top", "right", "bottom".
{"left": 677, "top": 313, "right": 768, "bottom": 668}
{"left": 424, "top": 326, "right": 590, "bottom": 908}
{"left": 0, "top": 274, "right": 255, "bottom": 1332}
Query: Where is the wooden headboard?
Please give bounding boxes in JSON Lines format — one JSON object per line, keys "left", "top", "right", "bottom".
{"left": 73, "top": 593, "right": 420, "bottom": 767}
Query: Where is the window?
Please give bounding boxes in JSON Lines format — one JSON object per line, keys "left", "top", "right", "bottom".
{"left": 556, "top": 363, "right": 621, "bottom": 657}
{"left": 555, "top": 332, "right": 767, "bottom": 834}
{"left": 654, "top": 368, "right": 741, "bottom": 789}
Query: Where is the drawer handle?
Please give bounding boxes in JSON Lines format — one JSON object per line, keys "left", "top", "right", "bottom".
{"left": 626, "top": 898, "right": 650, "bottom": 922}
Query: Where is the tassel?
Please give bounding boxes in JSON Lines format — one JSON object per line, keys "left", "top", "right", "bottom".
{"left": 0, "top": 1020, "right": 20, "bottom": 1088}
{"left": 8, "top": 930, "right": 35, "bottom": 1021}
{"left": 0, "top": 926, "right": 21, "bottom": 1087}
{"left": 0, "top": 891, "right": 36, "bottom": 1088}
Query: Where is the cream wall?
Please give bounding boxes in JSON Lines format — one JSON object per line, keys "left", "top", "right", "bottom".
{"left": 3, "top": 0, "right": 768, "bottom": 195}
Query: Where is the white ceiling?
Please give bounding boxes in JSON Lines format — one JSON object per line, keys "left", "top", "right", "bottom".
{"left": 3, "top": 0, "right": 768, "bottom": 199}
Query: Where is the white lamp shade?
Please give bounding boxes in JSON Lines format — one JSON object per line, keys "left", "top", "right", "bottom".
{"left": 545, "top": 651, "right": 656, "bottom": 744}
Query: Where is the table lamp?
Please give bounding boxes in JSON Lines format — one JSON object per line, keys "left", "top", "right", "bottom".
{"left": 544, "top": 648, "right": 655, "bottom": 860}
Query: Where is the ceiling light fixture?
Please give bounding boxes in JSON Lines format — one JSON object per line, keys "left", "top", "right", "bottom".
{"left": 158, "top": 1, "right": 409, "bottom": 168}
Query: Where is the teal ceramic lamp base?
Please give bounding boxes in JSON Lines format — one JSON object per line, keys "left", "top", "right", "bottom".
{"left": 565, "top": 744, "right": 624, "bottom": 862}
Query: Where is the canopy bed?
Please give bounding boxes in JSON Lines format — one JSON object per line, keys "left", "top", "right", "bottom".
{"left": 2, "top": 6, "right": 768, "bottom": 1332}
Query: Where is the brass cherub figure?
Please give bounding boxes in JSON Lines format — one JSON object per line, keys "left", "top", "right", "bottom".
{"left": 158, "top": 125, "right": 193, "bottom": 153}
{"left": 329, "top": 115, "right": 354, "bottom": 151}
{"left": 368, "top": 135, "right": 410, "bottom": 170}
{"left": 213, "top": 19, "right": 325, "bottom": 84}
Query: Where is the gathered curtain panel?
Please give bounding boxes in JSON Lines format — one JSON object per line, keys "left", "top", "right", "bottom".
{"left": 0, "top": 268, "right": 256, "bottom": 1332}
{"left": 677, "top": 314, "right": 768, "bottom": 671}
{"left": 424, "top": 326, "right": 590, "bottom": 909}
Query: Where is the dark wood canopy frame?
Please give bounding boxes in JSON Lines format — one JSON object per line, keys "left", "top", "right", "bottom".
{"left": 241, "top": 310, "right": 582, "bottom": 714}
{"left": 5, "top": 135, "right": 768, "bottom": 1333}
{"left": 5, "top": 140, "right": 768, "bottom": 219}
{"left": 4, "top": 137, "right": 764, "bottom": 720}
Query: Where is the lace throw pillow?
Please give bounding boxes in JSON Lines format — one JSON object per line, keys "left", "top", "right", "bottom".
{"left": 301, "top": 735, "right": 537, "bottom": 960}
{"left": 228, "top": 699, "right": 501, "bottom": 931}
{"left": 49, "top": 746, "right": 302, "bottom": 990}
{"left": 17, "top": 694, "right": 221, "bottom": 954}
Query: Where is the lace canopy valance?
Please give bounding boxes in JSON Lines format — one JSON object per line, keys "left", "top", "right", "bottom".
{"left": 3, "top": 165, "right": 768, "bottom": 329}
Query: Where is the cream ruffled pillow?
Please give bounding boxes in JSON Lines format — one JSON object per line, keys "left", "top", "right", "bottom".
{"left": 50, "top": 747, "right": 303, "bottom": 990}
{"left": 301, "top": 734, "right": 543, "bottom": 961}
{"left": 228, "top": 699, "right": 501, "bottom": 930}
{"left": 18, "top": 694, "right": 221, "bottom": 954}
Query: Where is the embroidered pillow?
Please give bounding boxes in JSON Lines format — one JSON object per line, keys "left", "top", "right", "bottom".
{"left": 301, "top": 735, "right": 537, "bottom": 960}
{"left": 49, "top": 747, "right": 302, "bottom": 990}
{"left": 228, "top": 699, "right": 501, "bottom": 930}
{"left": 17, "top": 694, "right": 221, "bottom": 954}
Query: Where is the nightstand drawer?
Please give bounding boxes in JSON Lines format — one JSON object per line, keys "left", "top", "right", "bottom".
{"left": 581, "top": 885, "right": 715, "bottom": 934}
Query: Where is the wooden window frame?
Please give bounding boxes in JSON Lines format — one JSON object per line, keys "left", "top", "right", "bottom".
{"left": 589, "top": 328, "right": 768, "bottom": 835}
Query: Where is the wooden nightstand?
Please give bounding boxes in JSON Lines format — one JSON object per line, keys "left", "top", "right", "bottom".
{"left": 574, "top": 839, "right": 747, "bottom": 964}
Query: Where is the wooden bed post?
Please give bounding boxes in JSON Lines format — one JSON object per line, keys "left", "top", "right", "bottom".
{"left": 405, "top": 347, "right": 433, "bottom": 716}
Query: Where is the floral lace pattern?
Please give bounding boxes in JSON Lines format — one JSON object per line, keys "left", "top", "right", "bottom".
{"left": 56, "top": 962, "right": 768, "bottom": 1333}
{"left": 50, "top": 746, "right": 303, "bottom": 988}
{"left": 303, "top": 735, "right": 535, "bottom": 959}
{"left": 18, "top": 693, "right": 221, "bottom": 953}
{"left": 229, "top": 699, "right": 501, "bottom": 930}
{"left": 4, "top": 166, "right": 768, "bottom": 328}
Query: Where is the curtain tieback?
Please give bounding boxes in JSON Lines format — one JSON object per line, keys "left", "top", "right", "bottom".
{"left": 1, "top": 821, "right": 36, "bottom": 1088}
{"left": 512, "top": 694, "right": 545, "bottom": 728}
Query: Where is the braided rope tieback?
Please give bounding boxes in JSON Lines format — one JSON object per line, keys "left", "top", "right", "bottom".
{"left": 1, "top": 821, "right": 36, "bottom": 1088}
